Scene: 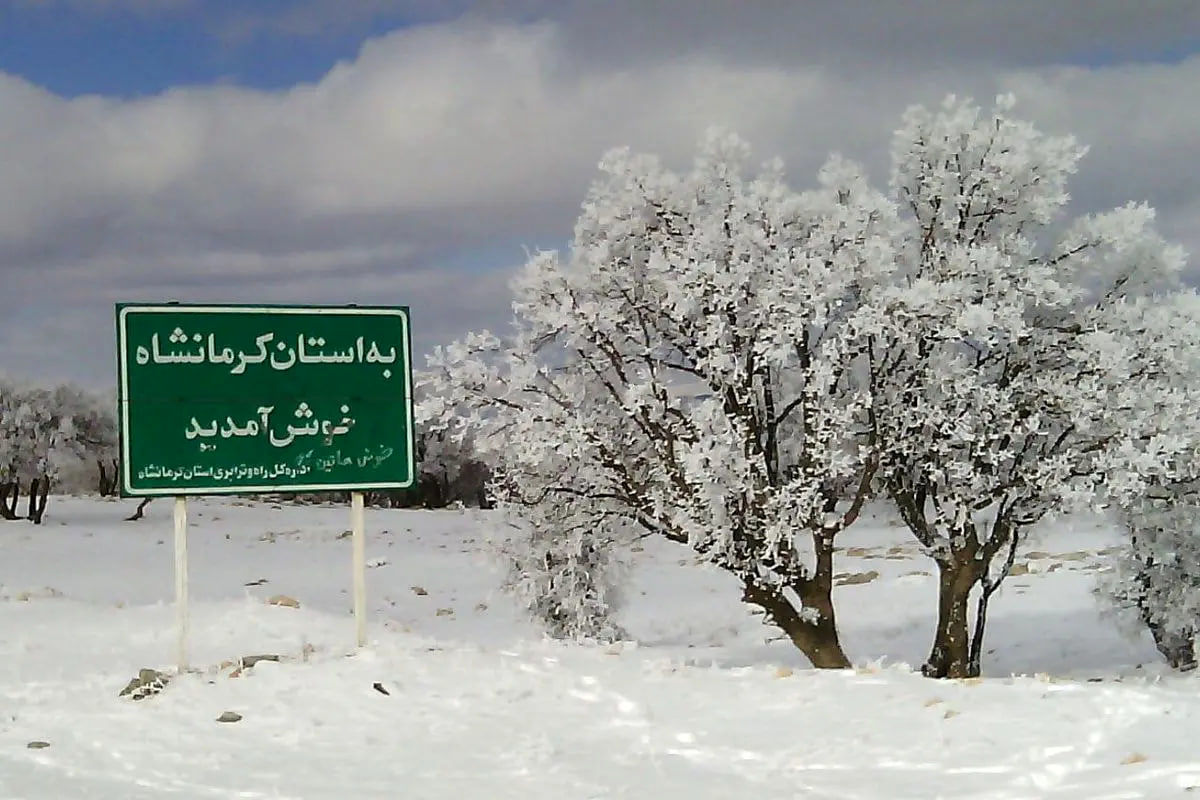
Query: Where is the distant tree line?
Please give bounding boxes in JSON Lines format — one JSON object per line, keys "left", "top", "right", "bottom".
{"left": 0, "top": 378, "right": 117, "bottom": 523}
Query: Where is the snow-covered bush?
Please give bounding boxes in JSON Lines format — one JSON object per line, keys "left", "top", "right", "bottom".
{"left": 421, "top": 133, "right": 895, "bottom": 664}
{"left": 872, "top": 95, "right": 1189, "bottom": 677}
{"left": 492, "top": 474, "right": 630, "bottom": 642}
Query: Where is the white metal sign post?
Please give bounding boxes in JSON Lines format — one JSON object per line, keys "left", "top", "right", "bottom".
{"left": 174, "top": 497, "right": 189, "bottom": 672}
{"left": 352, "top": 492, "right": 367, "bottom": 647}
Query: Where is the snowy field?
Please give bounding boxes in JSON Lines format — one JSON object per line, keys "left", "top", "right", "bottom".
{"left": 1, "top": 496, "right": 1197, "bottom": 799}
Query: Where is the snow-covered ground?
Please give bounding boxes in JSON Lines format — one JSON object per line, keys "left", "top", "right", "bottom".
{"left": 1, "top": 496, "right": 1196, "bottom": 799}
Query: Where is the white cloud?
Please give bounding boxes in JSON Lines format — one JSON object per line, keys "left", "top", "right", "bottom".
{"left": 2, "top": 15, "right": 1198, "bottom": 386}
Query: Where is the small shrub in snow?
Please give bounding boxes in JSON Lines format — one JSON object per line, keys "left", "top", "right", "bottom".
{"left": 495, "top": 502, "right": 629, "bottom": 642}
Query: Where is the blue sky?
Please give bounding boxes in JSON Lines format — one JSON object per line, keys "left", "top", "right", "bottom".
{"left": 0, "top": 1, "right": 423, "bottom": 95}
{"left": 1, "top": 1, "right": 1199, "bottom": 387}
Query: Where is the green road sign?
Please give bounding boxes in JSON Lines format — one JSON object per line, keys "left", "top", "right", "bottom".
{"left": 116, "top": 304, "right": 414, "bottom": 496}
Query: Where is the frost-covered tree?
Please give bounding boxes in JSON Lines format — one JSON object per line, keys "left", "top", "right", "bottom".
{"left": 873, "top": 95, "right": 1188, "bottom": 677}
{"left": 0, "top": 379, "right": 117, "bottom": 522}
{"left": 1105, "top": 492, "right": 1200, "bottom": 670}
{"left": 421, "top": 133, "right": 896, "bottom": 664}
{"left": 0, "top": 378, "right": 22, "bottom": 518}
{"left": 1095, "top": 292, "right": 1200, "bottom": 671}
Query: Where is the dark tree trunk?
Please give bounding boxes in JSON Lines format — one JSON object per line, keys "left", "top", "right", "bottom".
{"left": 924, "top": 548, "right": 983, "bottom": 679}
{"left": 36, "top": 477, "right": 50, "bottom": 523}
{"left": 27, "top": 477, "right": 50, "bottom": 524}
{"left": 741, "top": 533, "right": 850, "bottom": 669}
{"left": 967, "top": 540, "right": 1013, "bottom": 676}
{"left": 97, "top": 459, "right": 120, "bottom": 497}
{"left": 125, "top": 498, "right": 153, "bottom": 521}
{"left": 0, "top": 481, "right": 17, "bottom": 520}
{"left": 967, "top": 582, "right": 994, "bottom": 678}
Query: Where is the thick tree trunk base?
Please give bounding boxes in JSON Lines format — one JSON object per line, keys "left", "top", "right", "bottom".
{"left": 923, "top": 554, "right": 982, "bottom": 679}
{"left": 0, "top": 481, "right": 17, "bottom": 520}
{"left": 26, "top": 477, "right": 49, "bottom": 525}
{"left": 742, "top": 581, "right": 851, "bottom": 669}
{"left": 97, "top": 459, "right": 120, "bottom": 497}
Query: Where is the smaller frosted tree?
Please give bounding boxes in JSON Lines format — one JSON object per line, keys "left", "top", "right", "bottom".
{"left": 1097, "top": 291, "right": 1200, "bottom": 671}
{"left": 491, "top": 463, "right": 631, "bottom": 642}
{"left": 82, "top": 389, "right": 120, "bottom": 496}
{"left": 419, "top": 332, "right": 636, "bottom": 643}
{"left": 873, "top": 95, "right": 1189, "bottom": 678}
{"left": 1107, "top": 493, "right": 1200, "bottom": 670}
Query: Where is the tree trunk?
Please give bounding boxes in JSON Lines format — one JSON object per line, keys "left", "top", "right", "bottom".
{"left": 967, "top": 582, "right": 994, "bottom": 678}
{"left": 25, "top": 479, "right": 38, "bottom": 522}
{"left": 97, "top": 459, "right": 114, "bottom": 496}
{"left": 924, "top": 550, "right": 982, "bottom": 679}
{"left": 0, "top": 481, "right": 17, "bottom": 520}
{"left": 27, "top": 477, "right": 49, "bottom": 524}
{"left": 742, "top": 581, "right": 850, "bottom": 668}
{"left": 741, "top": 533, "right": 850, "bottom": 669}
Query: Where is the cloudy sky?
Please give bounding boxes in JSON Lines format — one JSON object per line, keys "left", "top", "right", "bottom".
{"left": 2, "top": 0, "right": 1199, "bottom": 388}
